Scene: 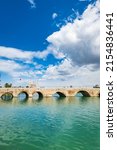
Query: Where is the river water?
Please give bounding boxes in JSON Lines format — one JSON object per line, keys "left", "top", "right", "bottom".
{"left": 0, "top": 96, "right": 100, "bottom": 150}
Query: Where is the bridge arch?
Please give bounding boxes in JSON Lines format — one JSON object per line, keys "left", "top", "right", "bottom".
{"left": 53, "top": 92, "right": 66, "bottom": 98}
{"left": 18, "top": 91, "right": 29, "bottom": 101}
{"left": 32, "top": 91, "right": 43, "bottom": 100}
{"left": 76, "top": 90, "right": 91, "bottom": 97}
{"left": 1, "top": 92, "right": 13, "bottom": 101}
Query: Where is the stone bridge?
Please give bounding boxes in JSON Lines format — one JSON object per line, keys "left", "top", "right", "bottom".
{"left": 0, "top": 87, "right": 100, "bottom": 98}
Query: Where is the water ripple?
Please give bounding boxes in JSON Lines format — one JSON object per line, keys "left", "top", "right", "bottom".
{"left": 0, "top": 97, "right": 100, "bottom": 150}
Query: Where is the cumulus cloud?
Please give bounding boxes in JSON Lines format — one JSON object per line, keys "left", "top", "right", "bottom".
{"left": 27, "top": 0, "right": 36, "bottom": 8}
{"left": 47, "top": 0, "right": 100, "bottom": 67}
{"left": 40, "top": 0, "right": 100, "bottom": 86}
{"left": 43, "top": 59, "right": 74, "bottom": 80}
{"left": 0, "top": 0, "right": 100, "bottom": 87}
{"left": 0, "top": 0, "right": 100, "bottom": 66}
{"left": 0, "top": 59, "right": 43, "bottom": 86}
{"left": 52, "top": 13, "right": 58, "bottom": 19}
{"left": 42, "top": 58, "right": 99, "bottom": 86}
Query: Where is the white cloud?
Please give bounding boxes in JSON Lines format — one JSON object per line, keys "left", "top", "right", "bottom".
{"left": 47, "top": 0, "right": 100, "bottom": 67}
{"left": 39, "top": 0, "right": 100, "bottom": 86}
{"left": 0, "top": 46, "right": 58, "bottom": 61}
{"left": 0, "top": 59, "right": 43, "bottom": 86}
{"left": 0, "top": 59, "right": 24, "bottom": 77}
{"left": 41, "top": 58, "right": 99, "bottom": 87}
{"left": 27, "top": 0, "right": 36, "bottom": 8}
{"left": 52, "top": 13, "right": 58, "bottom": 19}
{"left": 0, "top": 0, "right": 100, "bottom": 87}
{"left": 43, "top": 59, "right": 74, "bottom": 80}
{"left": 0, "top": 46, "right": 35, "bottom": 61}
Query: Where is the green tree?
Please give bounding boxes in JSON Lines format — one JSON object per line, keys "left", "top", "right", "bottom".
{"left": 4, "top": 83, "right": 12, "bottom": 88}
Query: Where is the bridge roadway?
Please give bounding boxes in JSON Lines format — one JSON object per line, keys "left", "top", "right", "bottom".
{"left": 0, "top": 87, "right": 100, "bottom": 98}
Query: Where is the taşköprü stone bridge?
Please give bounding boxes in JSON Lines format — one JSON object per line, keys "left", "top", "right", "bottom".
{"left": 0, "top": 87, "right": 100, "bottom": 99}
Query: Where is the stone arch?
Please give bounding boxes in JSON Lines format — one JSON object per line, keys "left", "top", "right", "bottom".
{"left": 32, "top": 91, "right": 43, "bottom": 100}
{"left": 18, "top": 91, "right": 29, "bottom": 101}
{"left": 1, "top": 92, "right": 13, "bottom": 101}
{"left": 76, "top": 90, "right": 91, "bottom": 97}
{"left": 53, "top": 92, "right": 66, "bottom": 97}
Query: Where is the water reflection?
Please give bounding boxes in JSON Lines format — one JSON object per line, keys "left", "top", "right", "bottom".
{"left": 1, "top": 93, "right": 13, "bottom": 101}
{"left": 0, "top": 96, "right": 100, "bottom": 150}
{"left": 0, "top": 96, "right": 100, "bottom": 106}
{"left": 32, "top": 92, "right": 43, "bottom": 101}
{"left": 18, "top": 92, "right": 28, "bottom": 102}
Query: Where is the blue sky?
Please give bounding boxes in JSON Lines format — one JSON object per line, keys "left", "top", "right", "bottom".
{"left": 0, "top": 0, "right": 100, "bottom": 87}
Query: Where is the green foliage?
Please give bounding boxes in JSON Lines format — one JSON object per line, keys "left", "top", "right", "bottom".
{"left": 4, "top": 83, "right": 12, "bottom": 88}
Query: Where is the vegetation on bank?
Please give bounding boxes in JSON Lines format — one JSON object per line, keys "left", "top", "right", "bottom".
{"left": 4, "top": 83, "right": 12, "bottom": 88}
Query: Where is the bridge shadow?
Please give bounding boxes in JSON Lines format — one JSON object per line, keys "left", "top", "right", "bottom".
{"left": 75, "top": 91, "right": 91, "bottom": 97}
{"left": 52, "top": 92, "right": 66, "bottom": 100}
{"left": 32, "top": 92, "right": 43, "bottom": 101}
{"left": 1, "top": 93, "right": 13, "bottom": 101}
{"left": 17, "top": 92, "right": 29, "bottom": 102}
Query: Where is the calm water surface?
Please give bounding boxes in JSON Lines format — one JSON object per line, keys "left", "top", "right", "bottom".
{"left": 0, "top": 97, "right": 100, "bottom": 150}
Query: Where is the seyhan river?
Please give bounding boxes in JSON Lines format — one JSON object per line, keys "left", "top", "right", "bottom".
{"left": 0, "top": 96, "right": 100, "bottom": 150}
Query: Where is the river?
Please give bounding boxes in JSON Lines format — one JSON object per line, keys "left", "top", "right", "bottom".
{"left": 0, "top": 96, "right": 100, "bottom": 150}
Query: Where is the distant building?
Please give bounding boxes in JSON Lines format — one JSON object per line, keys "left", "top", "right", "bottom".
{"left": 93, "top": 84, "right": 100, "bottom": 88}
{"left": 29, "top": 83, "right": 36, "bottom": 88}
